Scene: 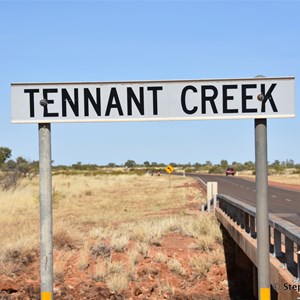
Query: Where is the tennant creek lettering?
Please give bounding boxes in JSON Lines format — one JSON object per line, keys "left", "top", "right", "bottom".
{"left": 24, "top": 83, "right": 277, "bottom": 118}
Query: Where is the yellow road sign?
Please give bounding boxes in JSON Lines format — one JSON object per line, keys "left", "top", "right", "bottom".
{"left": 165, "top": 165, "right": 174, "bottom": 174}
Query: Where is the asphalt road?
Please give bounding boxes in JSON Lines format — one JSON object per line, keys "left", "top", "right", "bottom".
{"left": 195, "top": 174, "right": 300, "bottom": 227}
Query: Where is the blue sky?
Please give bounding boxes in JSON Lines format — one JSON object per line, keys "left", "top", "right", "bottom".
{"left": 0, "top": 0, "right": 299, "bottom": 166}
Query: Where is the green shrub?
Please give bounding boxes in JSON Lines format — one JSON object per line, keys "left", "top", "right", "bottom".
{"left": 208, "top": 166, "right": 224, "bottom": 174}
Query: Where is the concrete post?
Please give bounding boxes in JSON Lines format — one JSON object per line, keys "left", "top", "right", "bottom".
{"left": 207, "top": 182, "right": 218, "bottom": 213}
{"left": 213, "top": 194, "right": 217, "bottom": 214}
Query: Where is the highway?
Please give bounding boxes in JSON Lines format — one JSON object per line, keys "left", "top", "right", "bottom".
{"left": 195, "top": 174, "right": 300, "bottom": 227}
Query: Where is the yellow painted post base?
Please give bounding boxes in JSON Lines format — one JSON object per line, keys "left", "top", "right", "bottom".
{"left": 260, "top": 287, "right": 270, "bottom": 300}
{"left": 41, "top": 292, "right": 52, "bottom": 300}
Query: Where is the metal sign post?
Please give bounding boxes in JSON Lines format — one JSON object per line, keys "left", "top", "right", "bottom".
{"left": 39, "top": 123, "right": 53, "bottom": 300}
{"left": 165, "top": 165, "right": 174, "bottom": 187}
{"left": 255, "top": 118, "right": 270, "bottom": 300}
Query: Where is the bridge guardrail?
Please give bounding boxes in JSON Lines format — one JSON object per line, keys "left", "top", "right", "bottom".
{"left": 217, "top": 193, "right": 300, "bottom": 281}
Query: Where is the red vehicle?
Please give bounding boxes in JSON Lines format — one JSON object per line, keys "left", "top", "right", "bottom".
{"left": 225, "top": 168, "right": 236, "bottom": 176}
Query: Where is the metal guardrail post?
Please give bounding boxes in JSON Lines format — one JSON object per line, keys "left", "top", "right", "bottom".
{"left": 236, "top": 208, "right": 240, "bottom": 225}
{"left": 219, "top": 198, "right": 224, "bottom": 211}
{"left": 273, "top": 229, "right": 282, "bottom": 257}
{"left": 39, "top": 123, "right": 53, "bottom": 300}
{"left": 235, "top": 207, "right": 239, "bottom": 225}
{"left": 250, "top": 215, "right": 256, "bottom": 238}
{"left": 244, "top": 213, "right": 249, "bottom": 233}
{"left": 240, "top": 211, "right": 245, "bottom": 229}
{"left": 285, "top": 236, "right": 294, "bottom": 270}
{"left": 269, "top": 226, "right": 272, "bottom": 252}
{"left": 297, "top": 245, "right": 300, "bottom": 281}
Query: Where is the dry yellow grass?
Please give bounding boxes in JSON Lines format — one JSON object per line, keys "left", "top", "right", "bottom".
{"left": 50, "top": 174, "right": 207, "bottom": 248}
{"left": 93, "top": 258, "right": 107, "bottom": 282}
{"left": 238, "top": 171, "right": 300, "bottom": 186}
{"left": 0, "top": 179, "right": 39, "bottom": 260}
{"left": 268, "top": 174, "right": 300, "bottom": 185}
{"left": 77, "top": 242, "right": 90, "bottom": 270}
{"left": 53, "top": 249, "right": 74, "bottom": 283}
{"left": 167, "top": 258, "right": 186, "bottom": 276}
{"left": 51, "top": 173, "right": 205, "bottom": 226}
{"left": 0, "top": 174, "right": 206, "bottom": 267}
{"left": 0, "top": 173, "right": 228, "bottom": 299}
{"left": 106, "top": 272, "right": 128, "bottom": 293}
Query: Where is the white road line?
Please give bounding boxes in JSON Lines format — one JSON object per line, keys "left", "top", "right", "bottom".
{"left": 285, "top": 199, "right": 292, "bottom": 202}
{"left": 272, "top": 195, "right": 277, "bottom": 198}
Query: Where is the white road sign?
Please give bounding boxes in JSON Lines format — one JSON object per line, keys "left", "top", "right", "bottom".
{"left": 11, "top": 77, "right": 295, "bottom": 123}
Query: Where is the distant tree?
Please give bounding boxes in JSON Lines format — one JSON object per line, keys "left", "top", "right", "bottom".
{"left": 230, "top": 161, "right": 244, "bottom": 171}
{"left": 107, "top": 162, "right": 116, "bottom": 168}
{"left": 151, "top": 162, "right": 158, "bottom": 167}
{"left": 158, "top": 162, "right": 166, "bottom": 167}
{"left": 205, "top": 161, "right": 212, "bottom": 166}
{"left": 15, "top": 156, "right": 30, "bottom": 175}
{"left": 0, "top": 147, "right": 12, "bottom": 166}
{"left": 285, "top": 159, "right": 294, "bottom": 168}
{"left": 6, "top": 159, "right": 17, "bottom": 170}
{"left": 30, "top": 160, "right": 39, "bottom": 172}
{"left": 72, "top": 162, "right": 83, "bottom": 170}
{"left": 244, "top": 161, "right": 255, "bottom": 170}
{"left": 208, "top": 165, "right": 224, "bottom": 174}
{"left": 271, "top": 159, "right": 285, "bottom": 174}
{"left": 0, "top": 153, "right": 29, "bottom": 190}
{"left": 16, "top": 156, "right": 27, "bottom": 165}
{"left": 220, "top": 160, "right": 228, "bottom": 169}
{"left": 144, "top": 161, "right": 150, "bottom": 167}
{"left": 125, "top": 160, "right": 136, "bottom": 168}
{"left": 272, "top": 160, "right": 281, "bottom": 166}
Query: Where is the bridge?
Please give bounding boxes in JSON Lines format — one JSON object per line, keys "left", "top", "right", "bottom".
{"left": 196, "top": 174, "right": 300, "bottom": 300}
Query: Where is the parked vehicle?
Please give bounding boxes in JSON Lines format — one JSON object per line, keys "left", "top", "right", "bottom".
{"left": 225, "top": 168, "right": 236, "bottom": 176}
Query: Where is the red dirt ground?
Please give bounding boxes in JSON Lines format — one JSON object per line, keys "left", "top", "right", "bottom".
{"left": 0, "top": 233, "right": 232, "bottom": 300}
{"left": 1, "top": 179, "right": 298, "bottom": 299}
